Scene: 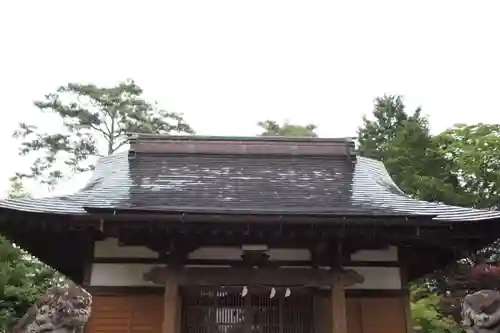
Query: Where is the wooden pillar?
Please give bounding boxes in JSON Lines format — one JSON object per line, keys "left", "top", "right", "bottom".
{"left": 175, "top": 292, "right": 183, "bottom": 333}
{"left": 162, "top": 271, "right": 180, "bottom": 333}
{"left": 399, "top": 248, "right": 414, "bottom": 333}
{"left": 244, "top": 292, "right": 252, "bottom": 333}
{"left": 331, "top": 274, "right": 348, "bottom": 333}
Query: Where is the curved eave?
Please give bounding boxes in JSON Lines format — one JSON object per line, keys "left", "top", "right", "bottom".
{"left": 0, "top": 153, "right": 128, "bottom": 216}
{"left": 0, "top": 197, "right": 86, "bottom": 215}
{"left": 353, "top": 157, "right": 500, "bottom": 222}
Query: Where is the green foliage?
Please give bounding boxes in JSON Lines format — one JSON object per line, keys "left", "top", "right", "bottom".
{"left": 357, "top": 94, "right": 463, "bottom": 205}
{"left": 7, "top": 178, "right": 30, "bottom": 199}
{"left": 13, "top": 79, "right": 194, "bottom": 188}
{"left": 360, "top": 104, "right": 500, "bottom": 330}
{"left": 425, "top": 123, "right": 500, "bottom": 323}
{"left": 436, "top": 123, "right": 500, "bottom": 209}
{"left": 426, "top": 124, "right": 500, "bottom": 302}
{"left": 258, "top": 120, "right": 317, "bottom": 137}
{"left": 0, "top": 236, "right": 59, "bottom": 332}
{"left": 0, "top": 181, "right": 64, "bottom": 332}
{"left": 411, "top": 283, "right": 462, "bottom": 333}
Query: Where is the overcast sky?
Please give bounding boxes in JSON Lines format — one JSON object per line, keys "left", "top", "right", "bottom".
{"left": 1, "top": 0, "right": 499, "bottom": 197}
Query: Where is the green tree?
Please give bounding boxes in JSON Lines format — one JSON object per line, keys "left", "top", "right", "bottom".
{"left": 13, "top": 79, "right": 194, "bottom": 188}
{"left": 357, "top": 94, "right": 464, "bottom": 332}
{"left": 436, "top": 123, "right": 500, "bottom": 209}
{"left": 258, "top": 120, "right": 317, "bottom": 137}
{"left": 0, "top": 181, "right": 63, "bottom": 332}
{"left": 357, "top": 94, "right": 463, "bottom": 205}
{"left": 430, "top": 124, "right": 500, "bottom": 320}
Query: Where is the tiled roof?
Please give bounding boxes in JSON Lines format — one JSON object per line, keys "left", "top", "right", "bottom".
{"left": 1, "top": 151, "right": 499, "bottom": 222}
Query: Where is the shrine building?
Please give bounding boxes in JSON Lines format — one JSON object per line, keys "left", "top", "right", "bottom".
{"left": 1, "top": 134, "right": 500, "bottom": 333}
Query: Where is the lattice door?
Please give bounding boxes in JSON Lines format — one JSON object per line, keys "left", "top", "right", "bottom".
{"left": 181, "top": 288, "right": 314, "bottom": 333}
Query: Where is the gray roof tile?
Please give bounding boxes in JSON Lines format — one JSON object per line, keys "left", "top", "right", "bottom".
{"left": 1, "top": 152, "right": 499, "bottom": 222}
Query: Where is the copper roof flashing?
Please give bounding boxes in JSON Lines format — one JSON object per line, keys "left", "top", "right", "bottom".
{"left": 128, "top": 134, "right": 356, "bottom": 156}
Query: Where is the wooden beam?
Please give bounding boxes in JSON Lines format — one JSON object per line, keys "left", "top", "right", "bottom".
{"left": 86, "top": 286, "right": 407, "bottom": 297}
{"left": 92, "top": 257, "right": 401, "bottom": 267}
{"left": 331, "top": 274, "right": 347, "bottom": 333}
{"left": 144, "top": 266, "right": 364, "bottom": 287}
{"left": 162, "top": 270, "right": 179, "bottom": 333}
{"left": 399, "top": 248, "right": 414, "bottom": 333}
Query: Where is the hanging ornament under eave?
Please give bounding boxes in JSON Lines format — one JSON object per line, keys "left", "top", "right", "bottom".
{"left": 241, "top": 286, "right": 248, "bottom": 297}
{"left": 285, "top": 288, "right": 291, "bottom": 298}
{"left": 269, "top": 287, "right": 276, "bottom": 299}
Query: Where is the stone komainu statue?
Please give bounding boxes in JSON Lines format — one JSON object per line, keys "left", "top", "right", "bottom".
{"left": 462, "top": 290, "right": 500, "bottom": 333}
{"left": 11, "top": 283, "right": 92, "bottom": 333}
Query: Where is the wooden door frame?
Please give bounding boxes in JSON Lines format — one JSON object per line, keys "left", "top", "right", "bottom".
{"left": 180, "top": 286, "right": 315, "bottom": 333}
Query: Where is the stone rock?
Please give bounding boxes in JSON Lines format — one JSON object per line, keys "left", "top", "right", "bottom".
{"left": 11, "top": 283, "right": 92, "bottom": 333}
{"left": 462, "top": 290, "right": 500, "bottom": 333}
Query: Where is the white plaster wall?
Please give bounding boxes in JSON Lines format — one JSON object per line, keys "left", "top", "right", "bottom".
{"left": 94, "top": 238, "right": 397, "bottom": 262}
{"left": 349, "top": 246, "right": 398, "bottom": 262}
{"left": 90, "top": 263, "right": 160, "bottom": 286}
{"left": 344, "top": 266, "right": 401, "bottom": 290}
{"left": 89, "top": 263, "right": 401, "bottom": 289}
{"left": 94, "top": 238, "right": 158, "bottom": 258}
{"left": 188, "top": 247, "right": 243, "bottom": 260}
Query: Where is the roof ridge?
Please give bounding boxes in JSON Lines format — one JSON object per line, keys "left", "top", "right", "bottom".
{"left": 128, "top": 135, "right": 356, "bottom": 156}
{"left": 127, "top": 133, "right": 356, "bottom": 143}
